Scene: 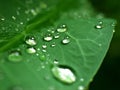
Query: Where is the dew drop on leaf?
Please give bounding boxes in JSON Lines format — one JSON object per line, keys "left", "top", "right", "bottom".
{"left": 20, "top": 22, "right": 23, "bottom": 25}
{"left": 8, "top": 50, "right": 22, "bottom": 62}
{"left": 62, "top": 37, "right": 70, "bottom": 44}
{"left": 25, "top": 36, "right": 37, "bottom": 46}
{"left": 51, "top": 42, "right": 56, "bottom": 47}
{"left": 42, "top": 44, "right": 47, "bottom": 49}
{"left": 12, "top": 16, "right": 16, "bottom": 20}
{"left": 53, "top": 59, "right": 59, "bottom": 64}
{"left": 80, "top": 78, "right": 84, "bottom": 82}
{"left": 26, "top": 47, "right": 36, "bottom": 54}
{"left": 43, "top": 34, "right": 53, "bottom": 42}
{"left": 39, "top": 54, "right": 46, "bottom": 61}
{"left": 42, "top": 49, "right": 47, "bottom": 53}
{"left": 95, "top": 21, "right": 103, "bottom": 29}
{"left": 78, "top": 86, "right": 85, "bottom": 90}
{"left": 57, "top": 24, "right": 67, "bottom": 33}
{"left": 54, "top": 33, "right": 60, "bottom": 39}
{"left": 1, "top": 18, "right": 5, "bottom": 21}
{"left": 51, "top": 65, "right": 76, "bottom": 84}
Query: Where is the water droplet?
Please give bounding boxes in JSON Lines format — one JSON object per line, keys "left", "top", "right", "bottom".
{"left": 54, "top": 33, "right": 60, "bottom": 39}
{"left": 42, "top": 49, "right": 47, "bottom": 53}
{"left": 12, "top": 16, "right": 16, "bottom": 20}
{"left": 51, "top": 65, "right": 76, "bottom": 84}
{"left": 51, "top": 42, "right": 56, "bottom": 47}
{"left": 39, "top": 54, "right": 46, "bottom": 61}
{"left": 42, "top": 44, "right": 47, "bottom": 49}
{"left": 53, "top": 59, "right": 59, "bottom": 64}
{"left": 26, "top": 47, "right": 36, "bottom": 54}
{"left": 98, "top": 43, "right": 102, "bottom": 47}
{"left": 1, "top": 18, "right": 5, "bottom": 21}
{"left": 16, "top": 11, "right": 20, "bottom": 15}
{"left": 8, "top": 50, "right": 22, "bottom": 62}
{"left": 30, "top": 9, "right": 37, "bottom": 16}
{"left": 25, "top": 36, "right": 37, "bottom": 46}
{"left": 113, "top": 29, "right": 115, "bottom": 33}
{"left": 20, "top": 22, "right": 23, "bottom": 25}
{"left": 62, "top": 37, "right": 70, "bottom": 44}
{"left": 57, "top": 24, "right": 67, "bottom": 33}
{"left": 80, "top": 78, "right": 84, "bottom": 82}
{"left": 43, "top": 34, "right": 53, "bottom": 42}
{"left": 95, "top": 21, "right": 103, "bottom": 29}
{"left": 78, "top": 86, "right": 85, "bottom": 90}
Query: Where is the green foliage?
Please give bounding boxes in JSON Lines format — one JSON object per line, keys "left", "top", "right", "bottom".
{"left": 0, "top": 0, "right": 116, "bottom": 90}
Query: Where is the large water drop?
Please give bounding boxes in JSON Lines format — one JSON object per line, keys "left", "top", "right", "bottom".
{"left": 51, "top": 65, "right": 76, "bottom": 84}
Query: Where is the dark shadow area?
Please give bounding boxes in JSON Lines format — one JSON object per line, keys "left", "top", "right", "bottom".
{"left": 89, "top": 0, "right": 120, "bottom": 90}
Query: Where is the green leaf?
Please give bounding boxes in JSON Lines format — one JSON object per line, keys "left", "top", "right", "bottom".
{"left": 0, "top": 0, "right": 115, "bottom": 90}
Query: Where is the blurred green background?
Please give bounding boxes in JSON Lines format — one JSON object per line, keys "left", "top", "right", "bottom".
{"left": 89, "top": 0, "right": 120, "bottom": 90}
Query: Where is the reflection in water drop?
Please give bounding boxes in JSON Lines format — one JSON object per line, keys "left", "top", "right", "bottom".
{"left": 25, "top": 36, "right": 36, "bottom": 46}
{"left": 8, "top": 50, "right": 22, "bottom": 62}
{"left": 57, "top": 24, "right": 67, "bottom": 33}
{"left": 26, "top": 47, "right": 36, "bottom": 54}
{"left": 51, "top": 65, "right": 76, "bottom": 84}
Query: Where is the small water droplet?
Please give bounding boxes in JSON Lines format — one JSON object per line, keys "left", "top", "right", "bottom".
{"left": 8, "top": 50, "right": 22, "bottom": 62}
{"left": 39, "top": 54, "right": 46, "bottom": 61}
{"left": 80, "top": 78, "right": 84, "bottom": 82}
{"left": 43, "top": 34, "right": 53, "bottom": 42}
{"left": 1, "top": 18, "right": 5, "bottom": 21}
{"left": 98, "top": 43, "right": 102, "bottom": 47}
{"left": 51, "top": 42, "right": 56, "bottom": 47}
{"left": 26, "top": 47, "right": 36, "bottom": 54}
{"left": 78, "top": 86, "right": 85, "bottom": 90}
{"left": 12, "top": 16, "right": 16, "bottom": 20}
{"left": 53, "top": 59, "right": 59, "bottom": 64}
{"left": 42, "top": 49, "right": 47, "bottom": 53}
{"left": 62, "top": 37, "right": 70, "bottom": 44}
{"left": 51, "top": 65, "right": 76, "bottom": 84}
{"left": 25, "top": 36, "right": 37, "bottom": 46}
{"left": 30, "top": 9, "right": 37, "bottom": 16}
{"left": 113, "top": 29, "right": 115, "bottom": 33}
{"left": 42, "top": 44, "right": 47, "bottom": 49}
{"left": 95, "top": 21, "right": 103, "bottom": 29}
{"left": 54, "top": 33, "right": 60, "bottom": 39}
{"left": 16, "top": 11, "right": 20, "bottom": 15}
{"left": 57, "top": 24, "right": 67, "bottom": 33}
{"left": 20, "top": 22, "right": 23, "bottom": 25}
